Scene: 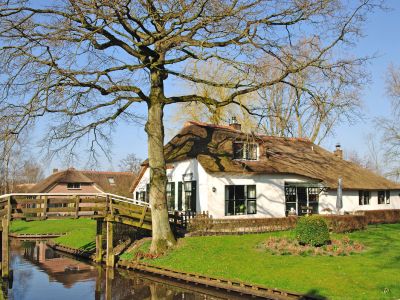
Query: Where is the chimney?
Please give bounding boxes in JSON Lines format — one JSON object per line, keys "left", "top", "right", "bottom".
{"left": 229, "top": 116, "right": 241, "bottom": 131}
{"left": 334, "top": 143, "right": 343, "bottom": 159}
{"left": 52, "top": 168, "right": 59, "bottom": 174}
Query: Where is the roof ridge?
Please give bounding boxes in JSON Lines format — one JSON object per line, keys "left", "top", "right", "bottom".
{"left": 80, "top": 170, "right": 134, "bottom": 175}
{"left": 185, "top": 121, "right": 312, "bottom": 142}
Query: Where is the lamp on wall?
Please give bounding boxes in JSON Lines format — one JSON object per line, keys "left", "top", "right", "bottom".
{"left": 212, "top": 187, "right": 217, "bottom": 193}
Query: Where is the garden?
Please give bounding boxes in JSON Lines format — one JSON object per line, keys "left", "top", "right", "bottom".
{"left": 122, "top": 218, "right": 400, "bottom": 299}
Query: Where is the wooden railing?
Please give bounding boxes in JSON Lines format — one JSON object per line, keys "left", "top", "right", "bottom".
{"left": 0, "top": 193, "right": 199, "bottom": 276}
{"left": 0, "top": 193, "right": 152, "bottom": 230}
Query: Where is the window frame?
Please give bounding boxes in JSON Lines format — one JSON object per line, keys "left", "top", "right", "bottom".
{"left": 233, "top": 142, "right": 258, "bottom": 161}
{"left": 166, "top": 182, "right": 175, "bottom": 211}
{"left": 378, "top": 190, "right": 385, "bottom": 205}
{"left": 107, "top": 177, "right": 116, "bottom": 185}
{"left": 225, "top": 185, "right": 257, "bottom": 216}
{"left": 385, "top": 190, "right": 390, "bottom": 204}
{"left": 358, "top": 190, "right": 370, "bottom": 205}
{"left": 67, "top": 183, "right": 81, "bottom": 190}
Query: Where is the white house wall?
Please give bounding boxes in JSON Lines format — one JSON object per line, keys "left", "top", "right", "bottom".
{"left": 134, "top": 158, "right": 400, "bottom": 218}
{"left": 133, "top": 159, "right": 209, "bottom": 212}
{"left": 206, "top": 173, "right": 317, "bottom": 218}
{"left": 319, "top": 189, "right": 400, "bottom": 213}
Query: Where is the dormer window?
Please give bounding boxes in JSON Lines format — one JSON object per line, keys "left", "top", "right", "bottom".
{"left": 67, "top": 183, "right": 81, "bottom": 189}
{"left": 233, "top": 142, "right": 258, "bottom": 160}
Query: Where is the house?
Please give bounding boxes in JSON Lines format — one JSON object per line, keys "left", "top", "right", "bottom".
{"left": 131, "top": 121, "right": 400, "bottom": 218}
{"left": 30, "top": 168, "right": 135, "bottom": 198}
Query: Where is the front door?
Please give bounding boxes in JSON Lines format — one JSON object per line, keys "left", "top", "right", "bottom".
{"left": 297, "top": 187, "right": 308, "bottom": 216}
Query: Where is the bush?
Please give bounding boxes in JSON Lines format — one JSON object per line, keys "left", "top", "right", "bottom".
{"left": 295, "top": 215, "right": 330, "bottom": 246}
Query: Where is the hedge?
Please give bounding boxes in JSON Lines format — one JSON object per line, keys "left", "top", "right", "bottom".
{"left": 187, "top": 209, "right": 400, "bottom": 236}
{"left": 362, "top": 209, "right": 400, "bottom": 224}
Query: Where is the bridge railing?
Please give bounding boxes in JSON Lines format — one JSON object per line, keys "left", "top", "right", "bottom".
{"left": 0, "top": 193, "right": 196, "bottom": 232}
{"left": 0, "top": 193, "right": 152, "bottom": 230}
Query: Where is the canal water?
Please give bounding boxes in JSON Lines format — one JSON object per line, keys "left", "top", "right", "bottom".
{"left": 6, "top": 239, "right": 254, "bottom": 300}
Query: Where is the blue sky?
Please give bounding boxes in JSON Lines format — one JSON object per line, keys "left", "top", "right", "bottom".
{"left": 32, "top": 1, "right": 400, "bottom": 175}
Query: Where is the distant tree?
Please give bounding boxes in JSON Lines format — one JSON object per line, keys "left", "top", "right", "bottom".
{"left": 346, "top": 134, "right": 383, "bottom": 175}
{"left": 119, "top": 153, "right": 142, "bottom": 175}
{"left": 382, "top": 65, "right": 400, "bottom": 181}
{"left": 253, "top": 56, "right": 363, "bottom": 144}
{"left": 18, "top": 160, "right": 45, "bottom": 184}
{"left": 0, "top": 0, "right": 380, "bottom": 253}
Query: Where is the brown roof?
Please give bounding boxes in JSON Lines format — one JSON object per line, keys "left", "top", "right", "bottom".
{"left": 30, "top": 168, "right": 135, "bottom": 197}
{"left": 134, "top": 121, "right": 400, "bottom": 190}
{"left": 81, "top": 170, "right": 135, "bottom": 198}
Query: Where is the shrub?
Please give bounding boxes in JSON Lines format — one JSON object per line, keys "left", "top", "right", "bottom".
{"left": 263, "top": 237, "right": 364, "bottom": 256}
{"left": 361, "top": 210, "right": 400, "bottom": 224}
{"left": 323, "top": 215, "right": 367, "bottom": 233}
{"left": 295, "top": 215, "right": 330, "bottom": 246}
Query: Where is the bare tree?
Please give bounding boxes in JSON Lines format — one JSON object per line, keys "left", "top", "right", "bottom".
{"left": 171, "top": 61, "right": 257, "bottom": 130}
{"left": 0, "top": 0, "right": 380, "bottom": 252}
{"left": 119, "top": 153, "right": 142, "bottom": 175}
{"left": 253, "top": 55, "right": 364, "bottom": 144}
{"left": 382, "top": 64, "right": 400, "bottom": 181}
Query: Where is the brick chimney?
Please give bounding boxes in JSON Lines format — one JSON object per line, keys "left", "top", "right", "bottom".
{"left": 334, "top": 143, "right": 343, "bottom": 159}
{"left": 229, "top": 116, "right": 241, "bottom": 131}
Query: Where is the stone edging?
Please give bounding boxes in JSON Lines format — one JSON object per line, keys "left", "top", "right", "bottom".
{"left": 46, "top": 241, "right": 94, "bottom": 259}
{"left": 9, "top": 233, "right": 66, "bottom": 238}
{"left": 116, "top": 260, "right": 316, "bottom": 300}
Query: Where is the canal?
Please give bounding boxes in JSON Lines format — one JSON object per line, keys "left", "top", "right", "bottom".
{"left": 6, "top": 239, "right": 254, "bottom": 300}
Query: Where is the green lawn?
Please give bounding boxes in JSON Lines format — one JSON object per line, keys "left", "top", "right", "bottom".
{"left": 127, "top": 224, "right": 400, "bottom": 300}
{"left": 10, "top": 219, "right": 96, "bottom": 251}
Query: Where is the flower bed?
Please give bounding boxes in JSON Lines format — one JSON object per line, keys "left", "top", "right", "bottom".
{"left": 262, "top": 236, "right": 364, "bottom": 256}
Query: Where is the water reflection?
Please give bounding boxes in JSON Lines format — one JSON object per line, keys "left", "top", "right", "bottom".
{"left": 9, "top": 240, "right": 253, "bottom": 300}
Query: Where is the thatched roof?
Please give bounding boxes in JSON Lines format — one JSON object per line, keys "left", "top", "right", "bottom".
{"left": 134, "top": 121, "right": 400, "bottom": 191}
{"left": 30, "top": 168, "right": 135, "bottom": 197}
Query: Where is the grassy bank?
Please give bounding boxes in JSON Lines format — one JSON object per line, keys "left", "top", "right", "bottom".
{"left": 10, "top": 219, "right": 96, "bottom": 251}
{"left": 122, "top": 224, "right": 400, "bottom": 300}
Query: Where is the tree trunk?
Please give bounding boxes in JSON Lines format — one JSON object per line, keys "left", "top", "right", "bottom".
{"left": 146, "top": 100, "right": 176, "bottom": 254}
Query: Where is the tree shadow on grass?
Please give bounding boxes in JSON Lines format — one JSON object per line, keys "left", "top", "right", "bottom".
{"left": 10, "top": 226, "right": 29, "bottom": 233}
{"left": 79, "top": 241, "right": 96, "bottom": 252}
{"left": 300, "top": 289, "right": 328, "bottom": 300}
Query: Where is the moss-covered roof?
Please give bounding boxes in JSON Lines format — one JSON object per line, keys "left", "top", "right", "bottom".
{"left": 136, "top": 121, "right": 399, "bottom": 191}
{"left": 30, "top": 168, "right": 135, "bottom": 197}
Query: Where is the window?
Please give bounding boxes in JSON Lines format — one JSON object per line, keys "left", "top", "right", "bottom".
{"left": 378, "top": 191, "right": 385, "bottom": 204}
{"left": 307, "top": 187, "right": 319, "bottom": 213}
{"left": 166, "top": 182, "right": 175, "bottom": 211}
{"left": 285, "top": 186, "right": 297, "bottom": 214}
{"left": 137, "top": 191, "right": 146, "bottom": 202}
{"left": 107, "top": 177, "right": 115, "bottom": 185}
{"left": 67, "top": 183, "right": 81, "bottom": 189}
{"left": 284, "top": 184, "right": 320, "bottom": 216}
{"left": 386, "top": 191, "right": 390, "bottom": 204}
{"left": 183, "top": 181, "right": 196, "bottom": 211}
{"left": 359, "top": 190, "right": 370, "bottom": 205}
{"left": 225, "top": 185, "right": 256, "bottom": 216}
{"left": 233, "top": 142, "right": 258, "bottom": 160}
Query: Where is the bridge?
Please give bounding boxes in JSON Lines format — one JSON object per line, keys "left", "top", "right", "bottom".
{"left": 0, "top": 193, "right": 193, "bottom": 278}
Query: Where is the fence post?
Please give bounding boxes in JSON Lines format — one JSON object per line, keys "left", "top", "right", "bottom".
{"left": 106, "top": 221, "right": 114, "bottom": 267}
{"left": 95, "top": 219, "right": 103, "bottom": 263}
{"left": 43, "top": 196, "right": 48, "bottom": 220}
{"left": 75, "top": 195, "right": 80, "bottom": 218}
{"left": 1, "top": 217, "right": 9, "bottom": 278}
{"left": 7, "top": 196, "right": 11, "bottom": 222}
